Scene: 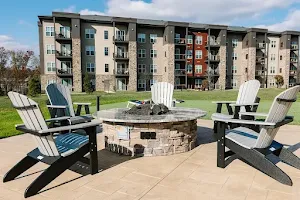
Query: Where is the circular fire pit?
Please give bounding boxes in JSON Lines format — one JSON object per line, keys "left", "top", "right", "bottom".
{"left": 94, "top": 107, "right": 206, "bottom": 157}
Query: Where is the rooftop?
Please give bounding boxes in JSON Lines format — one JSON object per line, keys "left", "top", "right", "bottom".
{"left": 1, "top": 120, "right": 300, "bottom": 199}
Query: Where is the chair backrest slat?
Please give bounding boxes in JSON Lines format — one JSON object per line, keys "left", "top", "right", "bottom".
{"left": 151, "top": 82, "right": 174, "bottom": 108}
{"left": 8, "top": 92, "right": 59, "bottom": 156}
{"left": 236, "top": 80, "right": 261, "bottom": 112}
{"left": 255, "top": 86, "right": 300, "bottom": 148}
{"left": 46, "top": 83, "right": 75, "bottom": 117}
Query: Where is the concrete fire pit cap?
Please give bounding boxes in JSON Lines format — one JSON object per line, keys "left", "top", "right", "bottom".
{"left": 93, "top": 107, "right": 206, "bottom": 123}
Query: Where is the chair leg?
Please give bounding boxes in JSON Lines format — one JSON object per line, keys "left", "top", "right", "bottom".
{"left": 226, "top": 139, "right": 293, "bottom": 186}
{"left": 3, "top": 156, "right": 39, "bottom": 182}
{"left": 279, "top": 148, "right": 300, "bottom": 170}
{"left": 217, "top": 122, "right": 226, "bottom": 168}
{"left": 24, "top": 143, "right": 89, "bottom": 198}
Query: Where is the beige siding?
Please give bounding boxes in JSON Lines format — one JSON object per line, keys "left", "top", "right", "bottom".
{"left": 43, "top": 20, "right": 56, "bottom": 75}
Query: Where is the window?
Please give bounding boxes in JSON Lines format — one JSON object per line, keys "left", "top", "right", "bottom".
{"left": 150, "top": 49, "right": 157, "bottom": 58}
{"left": 195, "top": 36, "right": 202, "bottom": 45}
{"left": 45, "top": 26, "right": 54, "bottom": 37}
{"left": 232, "top": 39, "right": 238, "bottom": 48}
{"left": 138, "top": 79, "right": 146, "bottom": 89}
{"left": 150, "top": 34, "right": 157, "bottom": 43}
{"left": 280, "top": 55, "right": 282, "bottom": 60}
{"left": 46, "top": 62, "right": 56, "bottom": 72}
{"left": 232, "top": 52, "right": 238, "bottom": 60}
{"left": 86, "top": 46, "right": 95, "bottom": 56}
{"left": 232, "top": 79, "right": 237, "bottom": 88}
{"left": 195, "top": 65, "right": 202, "bottom": 73}
{"left": 46, "top": 45, "right": 55, "bottom": 54}
{"left": 85, "top": 29, "right": 95, "bottom": 39}
{"left": 281, "top": 42, "right": 283, "bottom": 47}
{"left": 138, "top": 64, "right": 146, "bottom": 73}
{"left": 186, "top": 64, "right": 193, "bottom": 73}
{"left": 86, "top": 63, "right": 95, "bottom": 73}
{"left": 269, "top": 79, "right": 275, "bottom": 87}
{"left": 187, "top": 35, "right": 193, "bottom": 44}
{"left": 105, "top": 64, "right": 109, "bottom": 72}
{"left": 232, "top": 66, "right": 237, "bottom": 74}
{"left": 195, "top": 50, "right": 202, "bottom": 59}
{"left": 150, "top": 79, "right": 157, "bottom": 86}
{"left": 270, "top": 66, "right": 275, "bottom": 74}
{"left": 104, "top": 30, "right": 108, "bottom": 39}
{"left": 246, "top": 54, "right": 248, "bottom": 59}
{"left": 246, "top": 40, "right": 249, "bottom": 46}
{"left": 271, "top": 41, "right": 276, "bottom": 48}
{"left": 138, "top": 49, "right": 146, "bottom": 58}
{"left": 271, "top": 54, "right": 275, "bottom": 61}
{"left": 104, "top": 47, "right": 109, "bottom": 56}
{"left": 150, "top": 64, "right": 157, "bottom": 73}
{"left": 175, "top": 63, "right": 180, "bottom": 70}
{"left": 186, "top": 50, "right": 193, "bottom": 59}
{"left": 195, "top": 79, "right": 202, "bottom": 88}
{"left": 47, "top": 79, "right": 56, "bottom": 85}
{"left": 280, "top": 68, "right": 282, "bottom": 73}
{"left": 138, "top": 33, "right": 146, "bottom": 43}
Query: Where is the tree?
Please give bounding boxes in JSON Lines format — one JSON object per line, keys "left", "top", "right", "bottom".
{"left": 275, "top": 75, "right": 284, "bottom": 88}
{"left": 202, "top": 79, "right": 209, "bottom": 91}
{"left": 0, "top": 47, "right": 9, "bottom": 93}
{"left": 28, "top": 74, "right": 41, "bottom": 97}
{"left": 83, "top": 72, "right": 93, "bottom": 94}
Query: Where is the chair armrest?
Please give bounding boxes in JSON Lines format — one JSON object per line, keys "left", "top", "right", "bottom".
{"left": 239, "top": 112, "right": 269, "bottom": 117}
{"left": 212, "top": 101, "right": 236, "bottom": 104}
{"left": 229, "top": 103, "right": 259, "bottom": 107}
{"left": 16, "top": 120, "right": 100, "bottom": 136}
{"left": 73, "top": 102, "right": 91, "bottom": 106}
{"left": 212, "top": 115, "right": 293, "bottom": 128}
{"left": 47, "top": 105, "right": 67, "bottom": 109}
{"left": 45, "top": 116, "right": 71, "bottom": 123}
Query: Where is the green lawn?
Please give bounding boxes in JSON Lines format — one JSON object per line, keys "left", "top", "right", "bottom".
{"left": 1, "top": 88, "right": 299, "bottom": 138}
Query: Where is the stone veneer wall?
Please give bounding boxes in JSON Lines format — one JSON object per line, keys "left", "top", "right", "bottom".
{"left": 241, "top": 47, "right": 256, "bottom": 84}
{"left": 40, "top": 74, "right": 60, "bottom": 92}
{"left": 72, "top": 38, "right": 82, "bottom": 92}
{"left": 219, "top": 46, "right": 227, "bottom": 90}
{"left": 128, "top": 41, "right": 137, "bottom": 91}
{"left": 279, "top": 49, "right": 290, "bottom": 88}
{"left": 96, "top": 75, "right": 116, "bottom": 91}
{"left": 103, "top": 119, "right": 197, "bottom": 157}
{"left": 166, "top": 44, "right": 175, "bottom": 84}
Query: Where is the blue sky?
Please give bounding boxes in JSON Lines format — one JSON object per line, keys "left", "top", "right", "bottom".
{"left": 1, "top": 0, "right": 300, "bottom": 54}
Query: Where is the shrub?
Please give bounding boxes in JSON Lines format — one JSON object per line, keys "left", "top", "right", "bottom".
{"left": 83, "top": 72, "right": 93, "bottom": 94}
{"left": 274, "top": 75, "right": 284, "bottom": 88}
{"left": 28, "top": 75, "right": 41, "bottom": 97}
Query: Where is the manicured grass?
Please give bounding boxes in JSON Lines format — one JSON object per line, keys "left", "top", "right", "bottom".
{"left": 0, "top": 88, "right": 299, "bottom": 138}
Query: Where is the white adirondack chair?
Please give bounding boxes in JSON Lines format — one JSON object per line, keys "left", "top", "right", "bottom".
{"left": 3, "top": 92, "right": 99, "bottom": 198}
{"left": 46, "top": 83, "right": 91, "bottom": 118}
{"left": 212, "top": 86, "right": 300, "bottom": 185}
{"left": 151, "top": 82, "right": 175, "bottom": 108}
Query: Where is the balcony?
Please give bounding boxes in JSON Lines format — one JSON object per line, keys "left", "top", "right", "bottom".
{"left": 175, "top": 69, "right": 186, "bottom": 76}
{"left": 57, "top": 68, "right": 73, "bottom": 77}
{"left": 175, "top": 54, "right": 186, "bottom": 61}
{"left": 207, "top": 69, "right": 220, "bottom": 76}
{"left": 174, "top": 38, "right": 186, "bottom": 45}
{"left": 113, "top": 52, "right": 129, "bottom": 61}
{"left": 55, "top": 33, "right": 72, "bottom": 43}
{"left": 205, "top": 40, "right": 221, "bottom": 48}
{"left": 205, "top": 54, "right": 220, "bottom": 63}
{"left": 290, "top": 70, "right": 297, "bottom": 76}
{"left": 255, "top": 70, "right": 265, "bottom": 76}
{"left": 114, "top": 68, "right": 129, "bottom": 76}
{"left": 256, "top": 57, "right": 265, "bottom": 64}
{"left": 291, "top": 44, "right": 299, "bottom": 50}
{"left": 291, "top": 57, "right": 298, "bottom": 63}
{"left": 56, "top": 51, "right": 72, "bottom": 60}
{"left": 256, "top": 43, "right": 266, "bottom": 49}
{"left": 113, "top": 35, "right": 128, "bottom": 44}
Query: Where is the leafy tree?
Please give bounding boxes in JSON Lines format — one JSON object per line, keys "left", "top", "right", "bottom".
{"left": 202, "top": 79, "right": 209, "bottom": 91}
{"left": 0, "top": 87, "right": 4, "bottom": 96}
{"left": 28, "top": 74, "right": 41, "bottom": 97}
{"left": 275, "top": 75, "right": 284, "bottom": 88}
{"left": 83, "top": 72, "right": 93, "bottom": 94}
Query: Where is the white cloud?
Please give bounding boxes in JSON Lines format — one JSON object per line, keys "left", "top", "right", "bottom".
{"left": 54, "top": 5, "right": 76, "bottom": 13}
{"left": 257, "top": 10, "right": 300, "bottom": 31}
{"left": 79, "top": 9, "right": 104, "bottom": 15}
{"left": 0, "top": 35, "right": 31, "bottom": 51}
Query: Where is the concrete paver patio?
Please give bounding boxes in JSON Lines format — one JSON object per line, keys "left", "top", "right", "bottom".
{"left": 1, "top": 120, "right": 300, "bottom": 200}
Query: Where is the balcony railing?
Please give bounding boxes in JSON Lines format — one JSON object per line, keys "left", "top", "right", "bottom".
{"left": 207, "top": 54, "right": 220, "bottom": 61}
{"left": 257, "top": 43, "right": 265, "bottom": 49}
{"left": 256, "top": 57, "right": 265, "bottom": 64}
{"left": 175, "top": 54, "right": 186, "bottom": 60}
{"left": 255, "top": 70, "right": 265, "bottom": 76}
{"left": 174, "top": 38, "right": 186, "bottom": 44}
{"left": 57, "top": 68, "right": 72, "bottom": 75}
{"left": 206, "top": 40, "right": 221, "bottom": 46}
{"left": 114, "top": 52, "right": 128, "bottom": 59}
{"left": 290, "top": 70, "right": 297, "bottom": 75}
{"left": 56, "top": 33, "right": 71, "bottom": 39}
{"left": 175, "top": 69, "right": 186, "bottom": 75}
{"left": 115, "top": 68, "right": 129, "bottom": 75}
{"left": 207, "top": 69, "right": 220, "bottom": 76}
{"left": 291, "top": 44, "right": 299, "bottom": 50}
{"left": 291, "top": 58, "right": 298, "bottom": 63}
{"left": 56, "top": 51, "right": 72, "bottom": 57}
{"left": 114, "top": 35, "right": 127, "bottom": 42}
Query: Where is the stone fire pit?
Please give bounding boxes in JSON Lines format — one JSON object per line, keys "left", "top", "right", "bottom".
{"left": 94, "top": 107, "right": 206, "bottom": 157}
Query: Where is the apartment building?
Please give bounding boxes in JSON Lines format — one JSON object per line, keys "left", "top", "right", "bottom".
{"left": 38, "top": 12, "right": 300, "bottom": 92}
